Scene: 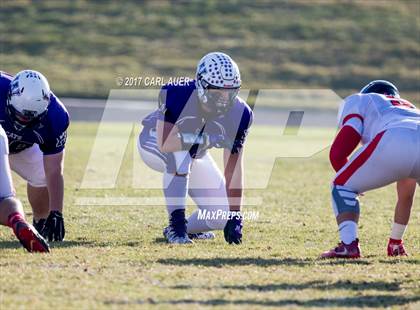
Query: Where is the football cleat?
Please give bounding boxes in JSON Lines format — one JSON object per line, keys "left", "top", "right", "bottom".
{"left": 163, "top": 209, "right": 193, "bottom": 244}
{"left": 163, "top": 226, "right": 193, "bottom": 244}
{"left": 33, "top": 218, "right": 46, "bottom": 234}
{"left": 387, "top": 239, "right": 408, "bottom": 257}
{"left": 14, "top": 221, "right": 50, "bottom": 253}
{"left": 320, "top": 239, "right": 361, "bottom": 259}
{"left": 188, "top": 231, "right": 216, "bottom": 240}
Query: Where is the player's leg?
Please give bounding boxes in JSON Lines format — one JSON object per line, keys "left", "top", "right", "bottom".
{"left": 27, "top": 184, "right": 49, "bottom": 220}
{"left": 387, "top": 126, "right": 420, "bottom": 256}
{"left": 187, "top": 152, "right": 229, "bottom": 237}
{"left": 322, "top": 128, "right": 418, "bottom": 258}
{"left": 138, "top": 131, "right": 192, "bottom": 244}
{"left": 0, "top": 197, "right": 49, "bottom": 252}
{"left": 137, "top": 131, "right": 166, "bottom": 173}
{"left": 161, "top": 151, "right": 194, "bottom": 243}
{"left": 387, "top": 178, "right": 417, "bottom": 256}
{"left": 0, "top": 139, "right": 49, "bottom": 252}
{"left": 8, "top": 145, "right": 49, "bottom": 232}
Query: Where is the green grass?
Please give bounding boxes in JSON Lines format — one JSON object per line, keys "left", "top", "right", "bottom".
{"left": 0, "top": 122, "right": 419, "bottom": 309}
{"left": 0, "top": 0, "right": 419, "bottom": 104}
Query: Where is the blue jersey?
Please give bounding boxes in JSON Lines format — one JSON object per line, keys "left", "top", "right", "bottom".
{"left": 0, "top": 71, "right": 69, "bottom": 155}
{"left": 142, "top": 80, "right": 253, "bottom": 154}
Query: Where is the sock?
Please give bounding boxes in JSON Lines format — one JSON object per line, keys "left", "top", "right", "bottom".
{"left": 170, "top": 209, "right": 187, "bottom": 224}
{"left": 338, "top": 220, "right": 357, "bottom": 245}
{"left": 7, "top": 212, "right": 25, "bottom": 231}
{"left": 390, "top": 222, "right": 407, "bottom": 241}
{"left": 163, "top": 172, "right": 188, "bottom": 215}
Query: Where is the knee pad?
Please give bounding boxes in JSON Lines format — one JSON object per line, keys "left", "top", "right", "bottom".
{"left": 331, "top": 185, "right": 360, "bottom": 217}
{"left": 166, "top": 151, "right": 192, "bottom": 175}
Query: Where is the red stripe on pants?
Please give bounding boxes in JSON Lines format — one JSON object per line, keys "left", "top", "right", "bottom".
{"left": 334, "top": 130, "right": 386, "bottom": 186}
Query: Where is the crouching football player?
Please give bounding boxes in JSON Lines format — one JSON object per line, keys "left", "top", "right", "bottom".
{"left": 322, "top": 80, "right": 419, "bottom": 258}
{"left": 0, "top": 124, "right": 49, "bottom": 252}
{"left": 0, "top": 70, "right": 69, "bottom": 242}
{"left": 138, "top": 52, "right": 253, "bottom": 244}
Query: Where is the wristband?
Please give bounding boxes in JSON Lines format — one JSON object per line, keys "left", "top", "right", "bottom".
{"left": 178, "top": 132, "right": 206, "bottom": 150}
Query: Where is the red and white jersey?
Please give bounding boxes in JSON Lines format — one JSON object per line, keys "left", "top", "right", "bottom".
{"left": 337, "top": 93, "right": 420, "bottom": 145}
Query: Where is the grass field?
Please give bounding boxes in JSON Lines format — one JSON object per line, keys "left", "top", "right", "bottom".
{"left": 1, "top": 0, "right": 419, "bottom": 103}
{"left": 0, "top": 122, "right": 419, "bottom": 309}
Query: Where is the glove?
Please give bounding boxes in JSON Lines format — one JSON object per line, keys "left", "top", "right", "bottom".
{"left": 203, "top": 133, "right": 229, "bottom": 149}
{"left": 42, "top": 210, "right": 65, "bottom": 241}
{"left": 182, "top": 132, "right": 230, "bottom": 158}
{"left": 224, "top": 214, "right": 243, "bottom": 244}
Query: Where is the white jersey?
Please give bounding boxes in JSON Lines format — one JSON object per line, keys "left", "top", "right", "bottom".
{"left": 0, "top": 124, "right": 14, "bottom": 199}
{"left": 338, "top": 93, "right": 420, "bottom": 145}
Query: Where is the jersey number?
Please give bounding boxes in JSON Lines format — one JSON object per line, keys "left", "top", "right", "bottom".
{"left": 387, "top": 97, "right": 414, "bottom": 109}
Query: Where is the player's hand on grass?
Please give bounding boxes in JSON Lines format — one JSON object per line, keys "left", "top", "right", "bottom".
{"left": 224, "top": 214, "right": 243, "bottom": 245}
{"left": 42, "top": 210, "right": 65, "bottom": 241}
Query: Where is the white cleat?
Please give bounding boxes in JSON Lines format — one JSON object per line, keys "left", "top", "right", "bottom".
{"left": 188, "top": 231, "right": 216, "bottom": 240}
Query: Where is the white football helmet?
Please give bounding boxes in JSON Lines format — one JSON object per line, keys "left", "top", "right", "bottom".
{"left": 196, "top": 52, "right": 241, "bottom": 115}
{"left": 7, "top": 70, "right": 51, "bottom": 130}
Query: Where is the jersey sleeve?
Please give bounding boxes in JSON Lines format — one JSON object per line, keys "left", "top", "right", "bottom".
{"left": 226, "top": 101, "right": 253, "bottom": 154}
{"left": 337, "top": 94, "right": 364, "bottom": 135}
{"left": 329, "top": 125, "right": 361, "bottom": 172}
{"left": 39, "top": 95, "right": 70, "bottom": 155}
{"left": 157, "top": 85, "right": 182, "bottom": 124}
{"left": 0, "top": 71, "right": 13, "bottom": 95}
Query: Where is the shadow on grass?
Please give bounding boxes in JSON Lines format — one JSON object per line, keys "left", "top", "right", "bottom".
{"left": 0, "top": 240, "right": 95, "bottom": 250}
{"left": 104, "top": 295, "right": 420, "bottom": 308}
{"left": 154, "top": 237, "right": 167, "bottom": 244}
{"left": 157, "top": 257, "right": 315, "bottom": 267}
{"left": 379, "top": 259, "right": 419, "bottom": 265}
{"left": 157, "top": 257, "right": 373, "bottom": 267}
{"left": 169, "top": 279, "right": 402, "bottom": 292}
{"left": 49, "top": 240, "right": 96, "bottom": 248}
{"left": 319, "top": 259, "right": 371, "bottom": 265}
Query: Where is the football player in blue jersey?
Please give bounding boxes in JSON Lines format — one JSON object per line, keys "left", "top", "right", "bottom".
{"left": 0, "top": 70, "right": 69, "bottom": 242}
{"left": 0, "top": 124, "right": 49, "bottom": 252}
{"left": 138, "top": 52, "right": 253, "bottom": 244}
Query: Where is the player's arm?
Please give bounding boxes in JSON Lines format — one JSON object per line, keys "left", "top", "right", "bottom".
{"left": 42, "top": 150, "right": 65, "bottom": 241}
{"left": 223, "top": 147, "right": 244, "bottom": 245}
{"left": 223, "top": 148, "right": 243, "bottom": 211}
{"left": 156, "top": 120, "right": 182, "bottom": 153}
{"left": 43, "top": 150, "right": 65, "bottom": 213}
{"left": 40, "top": 120, "right": 68, "bottom": 241}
